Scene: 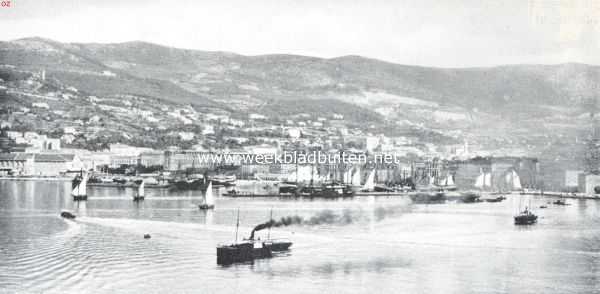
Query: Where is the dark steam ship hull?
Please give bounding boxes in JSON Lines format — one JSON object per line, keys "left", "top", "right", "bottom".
{"left": 264, "top": 240, "right": 292, "bottom": 251}
{"left": 409, "top": 192, "right": 446, "bottom": 203}
{"left": 217, "top": 242, "right": 272, "bottom": 265}
{"left": 514, "top": 214, "right": 537, "bottom": 225}
{"left": 173, "top": 179, "right": 207, "bottom": 191}
{"left": 198, "top": 204, "right": 215, "bottom": 210}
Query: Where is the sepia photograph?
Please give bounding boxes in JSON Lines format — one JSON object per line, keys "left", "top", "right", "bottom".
{"left": 1, "top": 0, "right": 600, "bottom": 293}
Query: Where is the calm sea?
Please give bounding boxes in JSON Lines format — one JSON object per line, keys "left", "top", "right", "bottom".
{"left": 1, "top": 180, "right": 600, "bottom": 294}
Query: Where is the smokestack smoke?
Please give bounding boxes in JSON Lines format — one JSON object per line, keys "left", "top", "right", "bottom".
{"left": 249, "top": 204, "right": 411, "bottom": 239}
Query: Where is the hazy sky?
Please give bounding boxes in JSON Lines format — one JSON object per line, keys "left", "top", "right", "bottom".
{"left": 1, "top": 0, "right": 599, "bottom": 67}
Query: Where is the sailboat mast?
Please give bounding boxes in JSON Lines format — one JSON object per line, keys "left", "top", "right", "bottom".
{"left": 267, "top": 208, "right": 273, "bottom": 240}
{"left": 235, "top": 209, "right": 240, "bottom": 243}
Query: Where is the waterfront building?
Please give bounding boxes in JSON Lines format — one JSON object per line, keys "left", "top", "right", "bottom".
{"left": 139, "top": 151, "right": 165, "bottom": 167}
{"left": 565, "top": 170, "right": 584, "bottom": 191}
{"left": 0, "top": 153, "right": 34, "bottom": 176}
{"left": 109, "top": 143, "right": 152, "bottom": 157}
{"left": 164, "top": 150, "right": 217, "bottom": 171}
{"left": 110, "top": 155, "right": 139, "bottom": 168}
{"left": 32, "top": 153, "right": 84, "bottom": 176}
{"left": 578, "top": 173, "right": 600, "bottom": 194}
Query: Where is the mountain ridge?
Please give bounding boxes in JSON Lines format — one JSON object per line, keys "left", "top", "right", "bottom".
{"left": 2, "top": 37, "right": 599, "bottom": 118}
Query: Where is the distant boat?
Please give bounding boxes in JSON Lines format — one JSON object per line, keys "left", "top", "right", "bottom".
{"left": 361, "top": 170, "right": 376, "bottom": 192}
{"left": 173, "top": 177, "right": 207, "bottom": 190}
{"left": 439, "top": 173, "right": 457, "bottom": 191}
{"left": 410, "top": 192, "right": 446, "bottom": 203}
{"left": 199, "top": 181, "right": 215, "bottom": 210}
{"left": 460, "top": 192, "right": 481, "bottom": 203}
{"left": 278, "top": 182, "right": 298, "bottom": 194}
{"left": 71, "top": 172, "right": 88, "bottom": 201}
{"left": 514, "top": 207, "right": 537, "bottom": 225}
{"left": 133, "top": 179, "right": 145, "bottom": 201}
{"left": 474, "top": 169, "right": 492, "bottom": 190}
{"left": 351, "top": 167, "right": 361, "bottom": 186}
{"left": 60, "top": 210, "right": 76, "bottom": 219}
{"left": 210, "top": 175, "right": 236, "bottom": 187}
{"left": 302, "top": 183, "right": 353, "bottom": 198}
{"left": 553, "top": 199, "right": 570, "bottom": 206}
{"left": 484, "top": 195, "right": 506, "bottom": 202}
{"left": 484, "top": 172, "right": 492, "bottom": 188}
{"left": 505, "top": 170, "right": 523, "bottom": 191}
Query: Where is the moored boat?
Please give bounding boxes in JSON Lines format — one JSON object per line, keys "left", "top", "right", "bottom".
{"left": 410, "top": 192, "right": 446, "bottom": 203}
{"left": 210, "top": 175, "right": 237, "bottom": 187}
{"left": 484, "top": 195, "right": 506, "bottom": 202}
{"left": 553, "top": 199, "right": 569, "bottom": 206}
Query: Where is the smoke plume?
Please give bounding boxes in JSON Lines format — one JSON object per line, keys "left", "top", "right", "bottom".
{"left": 249, "top": 204, "right": 411, "bottom": 239}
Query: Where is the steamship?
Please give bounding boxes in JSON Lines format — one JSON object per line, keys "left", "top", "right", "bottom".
{"left": 216, "top": 210, "right": 274, "bottom": 265}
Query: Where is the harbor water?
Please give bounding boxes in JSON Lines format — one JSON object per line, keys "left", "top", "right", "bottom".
{"left": 1, "top": 180, "right": 600, "bottom": 293}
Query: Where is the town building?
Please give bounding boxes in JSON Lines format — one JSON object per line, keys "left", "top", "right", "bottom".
{"left": 578, "top": 173, "right": 600, "bottom": 195}
{"left": 32, "top": 154, "right": 84, "bottom": 176}
{"left": 0, "top": 153, "right": 34, "bottom": 176}
{"left": 139, "top": 151, "right": 165, "bottom": 167}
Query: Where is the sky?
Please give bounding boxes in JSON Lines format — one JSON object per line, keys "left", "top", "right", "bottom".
{"left": 1, "top": 0, "right": 599, "bottom": 67}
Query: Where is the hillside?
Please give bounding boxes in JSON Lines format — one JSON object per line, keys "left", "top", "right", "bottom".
{"left": 1, "top": 38, "right": 598, "bottom": 147}
{"left": 3, "top": 37, "right": 599, "bottom": 115}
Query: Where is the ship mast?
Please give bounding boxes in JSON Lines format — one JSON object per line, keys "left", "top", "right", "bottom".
{"left": 267, "top": 208, "right": 273, "bottom": 240}
{"left": 235, "top": 208, "right": 240, "bottom": 243}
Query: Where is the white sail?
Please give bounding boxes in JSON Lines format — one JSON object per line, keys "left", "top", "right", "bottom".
{"left": 344, "top": 168, "right": 352, "bottom": 184}
{"left": 512, "top": 170, "right": 522, "bottom": 190}
{"left": 484, "top": 172, "right": 492, "bottom": 188}
{"left": 351, "top": 167, "right": 361, "bottom": 185}
{"left": 204, "top": 181, "right": 215, "bottom": 206}
{"left": 446, "top": 174, "right": 454, "bottom": 186}
{"left": 504, "top": 172, "right": 512, "bottom": 185}
{"left": 429, "top": 175, "right": 435, "bottom": 186}
{"left": 71, "top": 173, "right": 88, "bottom": 196}
{"left": 474, "top": 170, "right": 485, "bottom": 189}
{"left": 363, "top": 170, "right": 376, "bottom": 191}
{"left": 137, "top": 180, "right": 145, "bottom": 197}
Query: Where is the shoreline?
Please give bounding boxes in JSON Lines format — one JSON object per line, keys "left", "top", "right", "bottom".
{"left": 2, "top": 177, "right": 600, "bottom": 200}
{"left": 0, "top": 176, "right": 72, "bottom": 181}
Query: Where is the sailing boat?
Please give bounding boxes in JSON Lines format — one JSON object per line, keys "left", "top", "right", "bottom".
{"left": 474, "top": 169, "right": 492, "bottom": 190}
{"left": 511, "top": 170, "right": 522, "bottom": 191}
{"left": 351, "top": 167, "right": 361, "bottom": 186}
{"left": 474, "top": 169, "right": 485, "bottom": 189}
{"left": 484, "top": 172, "right": 492, "bottom": 189}
{"left": 440, "top": 173, "right": 457, "bottom": 191}
{"left": 71, "top": 171, "right": 88, "bottom": 201}
{"left": 361, "top": 170, "right": 376, "bottom": 192}
{"left": 343, "top": 167, "right": 353, "bottom": 184}
{"left": 502, "top": 169, "right": 523, "bottom": 193}
{"left": 133, "top": 179, "right": 145, "bottom": 201}
{"left": 199, "top": 181, "right": 215, "bottom": 210}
